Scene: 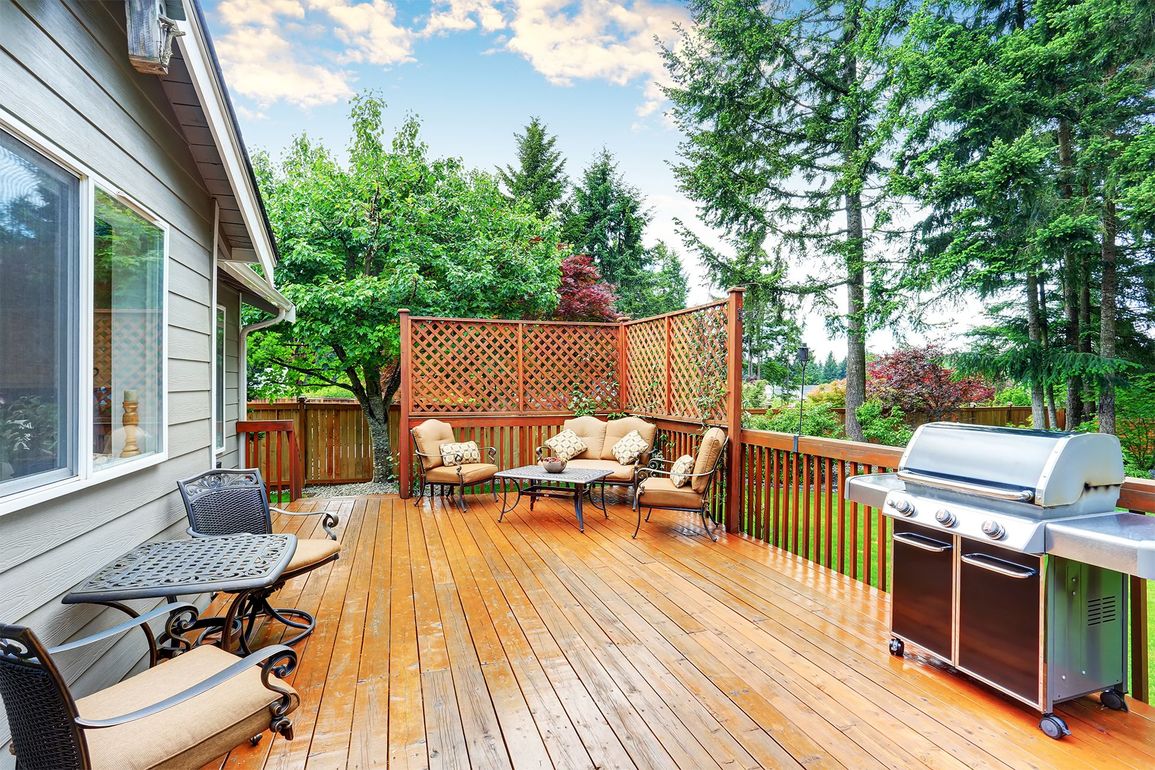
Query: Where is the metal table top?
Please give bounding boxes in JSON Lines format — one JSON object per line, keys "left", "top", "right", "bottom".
{"left": 495, "top": 464, "right": 613, "bottom": 484}
{"left": 63, "top": 534, "right": 297, "bottom": 604}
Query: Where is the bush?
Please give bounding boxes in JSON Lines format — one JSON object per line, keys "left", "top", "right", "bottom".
{"left": 743, "top": 380, "right": 770, "bottom": 409}
{"left": 991, "top": 383, "right": 1031, "bottom": 406}
{"left": 856, "top": 400, "right": 913, "bottom": 447}
{"left": 807, "top": 379, "right": 846, "bottom": 408}
{"left": 746, "top": 401, "right": 844, "bottom": 438}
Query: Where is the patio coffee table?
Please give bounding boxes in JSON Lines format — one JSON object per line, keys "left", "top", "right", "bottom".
{"left": 495, "top": 465, "right": 611, "bottom": 532}
{"left": 64, "top": 533, "right": 297, "bottom": 656}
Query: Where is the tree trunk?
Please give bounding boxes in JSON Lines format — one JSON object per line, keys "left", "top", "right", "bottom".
{"left": 1046, "top": 384, "right": 1058, "bottom": 431}
{"left": 1099, "top": 197, "right": 1118, "bottom": 435}
{"left": 1025, "top": 273, "right": 1047, "bottom": 428}
{"left": 363, "top": 395, "right": 393, "bottom": 483}
{"left": 1079, "top": 252, "right": 1093, "bottom": 419}
{"left": 1058, "top": 118, "right": 1082, "bottom": 430}
{"left": 841, "top": 14, "right": 866, "bottom": 443}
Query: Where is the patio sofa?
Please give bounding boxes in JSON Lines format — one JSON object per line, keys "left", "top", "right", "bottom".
{"left": 537, "top": 415, "right": 657, "bottom": 498}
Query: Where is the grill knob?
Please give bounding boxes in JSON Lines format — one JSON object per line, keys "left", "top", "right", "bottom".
{"left": 981, "top": 519, "right": 1006, "bottom": 540}
{"left": 889, "top": 496, "right": 915, "bottom": 516}
{"left": 934, "top": 508, "right": 956, "bottom": 527}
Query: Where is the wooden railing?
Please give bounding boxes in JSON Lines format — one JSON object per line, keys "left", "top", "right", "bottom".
{"left": 735, "top": 427, "right": 1153, "bottom": 703}
{"left": 236, "top": 419, "right": 303, "bottom": 503}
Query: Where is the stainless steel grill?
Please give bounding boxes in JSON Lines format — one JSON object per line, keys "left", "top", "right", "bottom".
{"left": 847, "top": 422, "right": 1155, "bottom": 740}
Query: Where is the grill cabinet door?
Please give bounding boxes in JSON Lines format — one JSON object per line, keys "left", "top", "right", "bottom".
{"left": 891, "top": 521, "right": 954, "bottom": 660}
{"left": 957, "top": 539, "right": 1042, "bottom": 705}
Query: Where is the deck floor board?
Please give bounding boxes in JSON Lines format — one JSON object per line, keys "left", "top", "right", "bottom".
{"left": 202, "top": 493, "right": 1155, "bottom": 769}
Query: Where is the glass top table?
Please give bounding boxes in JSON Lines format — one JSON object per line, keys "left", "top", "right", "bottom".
{"left": 494, "top": 465, "right": 612, "bottom": 532}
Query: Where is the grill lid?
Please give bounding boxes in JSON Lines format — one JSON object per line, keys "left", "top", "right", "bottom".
{"left": 899, "top": 423, "right": 1124, "bottom": 508}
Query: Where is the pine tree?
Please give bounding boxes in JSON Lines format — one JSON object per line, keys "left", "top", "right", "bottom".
{"left": 663, "top": 0, "right": 909, "bottom": 440}
{"left": 498, "top": 117, "right": 567, "bottom": 219}
{"left": 647, "top": 241, "right": 690, "bottom": 314}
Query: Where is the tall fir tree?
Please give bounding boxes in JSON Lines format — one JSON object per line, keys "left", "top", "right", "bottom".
{"left": 498, "top": 117, "right": 568, "bottom": 219}
{"left": 664, "top": 0, "right": 910, "bottom": 440}
{"left": 561, "top": 149, "right": 687, "bottom": 317}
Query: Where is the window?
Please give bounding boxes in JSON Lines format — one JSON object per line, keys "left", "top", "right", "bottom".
{"left": 0, "top": 118, "right": 168, "bottom": 510}
{"left": 215, "top": 305, "right": 226, "bottom": 451}
{"left": 0, "top": 130, "right": 79, "bottom": 495}
{"left": 92, "top": 189, "right": 165, "bottom": 469}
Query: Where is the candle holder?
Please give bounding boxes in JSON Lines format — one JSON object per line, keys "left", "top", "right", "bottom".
{"left": 121, "top": 393, "right": 141, "bottom": 458}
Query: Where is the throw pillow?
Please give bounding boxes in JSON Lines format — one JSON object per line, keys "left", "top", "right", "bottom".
{"left": 545, "top": 429, "right": 587, "bottom": 462}
{"left": 670, "top": 454, "right": 695, "bottom": 487}
{"left": 440, "top": 440, "right": 481, "bottom": 467}
{"left": 611, "top": 429, "right": 648, "bottom": 465}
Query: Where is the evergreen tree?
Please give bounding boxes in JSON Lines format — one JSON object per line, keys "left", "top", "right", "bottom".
{"left": 664, "top": 0, "right": 910, "bottom": 440}
{"left": 498, "top": 117, "right": 568, "bottom": 219}
{"left": 822, "top": 352, "right": 839, "bottom": 382}
{"left": 646, "top": 241, "right": 690, "bottom": 315}
{"left": 561, "top": 149, "right": 664, "bottom": 317}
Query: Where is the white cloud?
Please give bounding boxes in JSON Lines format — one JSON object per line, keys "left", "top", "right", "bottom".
{"left": 423, "top": 0, "right": 508, "bottom": 36}
{"left": 211, "top": 0, "right": 413, "bottom": 109}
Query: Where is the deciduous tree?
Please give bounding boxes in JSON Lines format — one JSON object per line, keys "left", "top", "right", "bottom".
{"left": 867, "top": 345, "right": 995, "bottom": 421}
{"left": 556, "top": 254, "right": 618, "bottom": 321}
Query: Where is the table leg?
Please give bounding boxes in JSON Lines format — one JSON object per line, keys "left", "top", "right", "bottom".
{"left": 575, "top": 483, "right": 585, "bottom": 532}
{"left": 498, "top": 478, "right": 522, "bottom": 521}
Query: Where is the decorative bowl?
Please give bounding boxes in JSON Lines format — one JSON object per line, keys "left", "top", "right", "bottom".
{"left": 540, "top": 457, "right": 567, "bottom": 473}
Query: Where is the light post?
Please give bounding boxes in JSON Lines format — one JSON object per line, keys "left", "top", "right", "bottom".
{"left": 793, "top": 344, "right": 809, "bottom": 454}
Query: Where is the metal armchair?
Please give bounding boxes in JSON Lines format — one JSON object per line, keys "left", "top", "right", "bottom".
{"left": 177, "top": 469, "right": 340, "bottom": 649}
{"left": 634, "top": 428, "right": 729, "bottom": 541}
{"left": 410, "top": 419, "right": 500, "bottom": 511}
{"left": 0, "top": 603, "right": 298, "bottom": 769}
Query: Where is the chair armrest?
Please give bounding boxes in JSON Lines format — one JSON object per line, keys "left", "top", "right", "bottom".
{"left": 638, "top": 467, "right": 715, "bottom": 481}
{"left": 75, "top": 644, "right": 299, "bottom": 735}
{"left": 272, "top": 507, "right": 339, "bottom": 540}
{"left": 49, "top": 603, "right": 199, "bottom": 656}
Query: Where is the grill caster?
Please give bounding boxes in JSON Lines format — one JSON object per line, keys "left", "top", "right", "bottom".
{"left": 888, "top": 638, "right": 904, "bottom": 657}
{"left": 1101, "top": 688, "right": 1128, "bottom": 712}
{"left": 1039, "top": 714, "right": 1070, "bottom": 740}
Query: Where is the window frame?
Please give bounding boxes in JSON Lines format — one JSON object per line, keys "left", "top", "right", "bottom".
{"left": 0, "top": 111, "right": 170, "bottom": 516}
{"left": 214, "top": 303, "right": 227, "bottom": 454}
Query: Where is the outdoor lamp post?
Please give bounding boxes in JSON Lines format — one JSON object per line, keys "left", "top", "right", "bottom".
{"left": 794, "top": 345, "right": 809, "bottom": 454}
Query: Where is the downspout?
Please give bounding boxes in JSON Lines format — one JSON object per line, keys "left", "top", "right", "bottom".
{"left": 238, "top": 304, "right": 290, "bottom": 420}
{"left": 211, "top": 200, "right": 219, "bottom": 463}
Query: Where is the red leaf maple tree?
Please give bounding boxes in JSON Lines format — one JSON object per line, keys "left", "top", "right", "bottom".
{"left": 555, "top": 254, "right": 619, "bottom": 322}
{"left": 867, "top": 345, "right": 994, "bottom": 421}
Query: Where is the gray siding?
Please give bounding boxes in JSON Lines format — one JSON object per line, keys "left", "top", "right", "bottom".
{"left": 0, "top": 0, "right": 226, "bottom": 757}
{"left": 217, "top": 283, "right": 242, "bottom": 469}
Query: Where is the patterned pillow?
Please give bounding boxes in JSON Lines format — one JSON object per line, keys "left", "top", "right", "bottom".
{"left": 545, "top": 429, "right": 587, "bottom": 462}
{"left": 670, "top": 454, "right": 695, "bottom": 488}
{"left": 440, "top": 440, "right": 481, "bottom": 467}
{"left": 611, "top": 429, "right": 648, "bottom": 465}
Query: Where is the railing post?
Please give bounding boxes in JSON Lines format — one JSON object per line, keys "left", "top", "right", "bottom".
{"left": 399, "top": 309, "right": 413, "bottom": 499}
{"left": 664, "top": 315, "right": 673, "bottom": 416}
{"left": 618, "top": 320, "right": 628, "bottom": 414}
{"left": 517, "top": 321, "right": 526, "bottom": 413}
{"left": 725, "top": 287, "right": 745, "bottom": 533}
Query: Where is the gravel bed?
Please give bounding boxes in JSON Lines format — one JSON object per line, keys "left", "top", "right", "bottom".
{"left": 304, "top": 481, "right": 398, "bottom": 498}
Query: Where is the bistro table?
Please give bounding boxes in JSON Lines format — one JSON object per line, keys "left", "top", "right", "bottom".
{"left": 495, "top": 465, "right": 612, "bottom": 532}
{"left": 64, "top": 533, "right": 297, "bottom": 656}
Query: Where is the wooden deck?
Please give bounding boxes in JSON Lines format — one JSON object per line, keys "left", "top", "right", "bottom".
{"left": 204, "top": 493, "right": 1155, "bottom": 770}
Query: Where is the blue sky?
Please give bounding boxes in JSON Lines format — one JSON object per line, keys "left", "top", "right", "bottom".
{"left": 202, "top": 0, "right": 937, "bottom": 359}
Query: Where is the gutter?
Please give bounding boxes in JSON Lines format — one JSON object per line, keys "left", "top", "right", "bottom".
{"left": 220, "top": 262, "right": 295, "bottom": 320}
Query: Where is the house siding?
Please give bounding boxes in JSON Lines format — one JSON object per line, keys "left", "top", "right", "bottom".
{"left": 0, "top": 0, "right": 229, "bottom": 757}
{"left": 217, "top": 283, "right": 242, "bottom": 469}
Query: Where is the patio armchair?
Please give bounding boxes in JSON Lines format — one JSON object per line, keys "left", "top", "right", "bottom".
{"left": 0, "top": 602, "right": 298, "bottom": 769}
{"left": 177, "top": 469, "right": 340, "bottom": 648}
{"left": 411, "top": 419, "right": 500, "bottom": 511}
{"left": 535, "top": 415, "right": 657, "bottom": 500}
{"left": 634, "top": 427, "right": 728, "bottom": 541}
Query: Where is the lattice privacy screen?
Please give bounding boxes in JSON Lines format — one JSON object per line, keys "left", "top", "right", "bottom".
{"left": 409, "top": 319, "right": 620, "bottom": 414}
{"left": 407, "top": 298, "right": 735, "bottom": 422}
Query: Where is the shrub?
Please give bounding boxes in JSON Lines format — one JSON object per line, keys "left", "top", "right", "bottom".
{"left": 856, "top": 400, "right": 913, "bottom": 447}
{"left": 743, "top": 380, "right": 770, "bottom": 409}
{"left": 807, "top": 379, "right": 846, "bottom": 408}
{"left": 746, "top": 401, "right": 844, "bottom": 438}
{"left": 868, "top": 345, "right": 995, "bottom": 420}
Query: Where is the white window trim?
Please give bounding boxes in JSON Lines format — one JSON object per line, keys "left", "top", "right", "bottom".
{"left": 0, "top": 110, "right": 170, "bottom": 517}
{"left": 214, "top": 303, "right": 227, "bottom": 454}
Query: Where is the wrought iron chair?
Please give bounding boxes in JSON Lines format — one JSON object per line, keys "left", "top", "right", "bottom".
{"left": 0, "top": 603, "right": 298, "bottom": 769}
{"left": 634, "top": 427, "right": 728, "bottom": 541}
{"left": 410, "top": 419, "right": 500, "bottom": 511}
{"left": 177, "top": 469, "right": 340, "bottom": 649}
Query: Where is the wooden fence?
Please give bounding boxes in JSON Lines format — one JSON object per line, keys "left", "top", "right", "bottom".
{"left": 246, "top": 400, "right": 399, "bottom": 485}
{"left": 747, "top": 404, "right": 1068, "bottom": 429}
{"left": 236, "top": 420, "right": 303, "bottom": 502}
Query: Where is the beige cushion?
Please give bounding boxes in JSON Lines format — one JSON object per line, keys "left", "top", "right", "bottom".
{"left": 610, "top": 429, "right": 648, "bottom": 465}
{"left": 440, "top": 440, "right": 481, "bottom": 467}
{"left": 562, "top": 415, "right": 607, "bottom": 459}
{"left": 545, "top": 429, "right": 587, "bottom": 462}
{"left": 412, "top": 420, "right": 455, "bottom": 469}
{"left": 637, "top": 476, "right": 704, "bottom": 509}
{"left": 78, "top": 645, "right": 298, "bottom": 770}
{"left": 670, "top": 454, "right": 694, "bottom": 488}
{"left": 567, "top": 458, "right": 637, "bottom": 482}
{"left": 692, "top": 427, "right": 727, "bottom": 493}
{"left": 287, "top": 537, "right": 341, "bottom": 574}
{"left": 601, "top": 417, "right": 656, "bottom": 461}
{"left": 426, "top": 462, "right": 499, "bottom": 484}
